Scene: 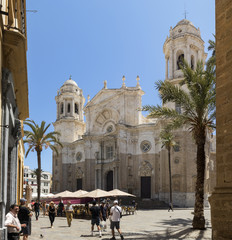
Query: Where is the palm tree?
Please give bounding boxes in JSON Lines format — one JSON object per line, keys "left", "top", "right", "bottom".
{"left": 142, "top": 61, "right": 215, "bottom": 229}
{"left": 24, "top": 120, "right": 62, "bottom": 201}
{"left": 160, "top": 129, "right": 177, "bottom": 210}
{"left": 207, "top": 37, "right": 216, "bottom": 72}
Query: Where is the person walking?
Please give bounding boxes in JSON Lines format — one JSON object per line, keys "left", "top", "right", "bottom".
{"left": 168, "top": 202, "right": 173, "bottom": 212}
{"left": 110, "top": 200, "right": 124, "bottom": 240}
{"left": 33, "top": 199, "right": 40, "bottom": 220}
{"left": 5, "top": 204, "right": 27, "bottom": 240}
{"left": 48, "top": 201, "right": 56, "bottom": 228}
{"left": 42, "top": 201, "right": 47, "bottom": 216}
{"left": 57, "top": 199, "right": 64, "bottom": 217}
{"left": 18, "top": 198, "right": 32, "bottom": 240}
{"left": 90, "top": 200, "right": 102, "bottom": 238}
{"left": 65, "top": 201, "right": 73, "bottom": 227}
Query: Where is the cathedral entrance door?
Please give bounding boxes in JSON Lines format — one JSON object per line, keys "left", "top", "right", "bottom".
{"left": 106, "top": 171, "right": 113, "bottom": 191}
{"left": 77, "top": 178, "right": 82, "bottom": 190}
{"left": 141, "top": 176, "right": 151, "bottom": 198}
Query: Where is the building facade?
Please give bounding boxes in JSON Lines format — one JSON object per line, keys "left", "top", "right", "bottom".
{"left": 23, "top": 166, "right": 52, "bottom": 199}
{"left": 52, "top": 19, "right": 216, "bottom": 207}
{"left": 0, "top": 1, "right": 29, "bottom": 239}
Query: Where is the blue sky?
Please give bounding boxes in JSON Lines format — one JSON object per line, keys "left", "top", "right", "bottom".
{"left": 24, "top": 0, "right": 215, "bottom": 173}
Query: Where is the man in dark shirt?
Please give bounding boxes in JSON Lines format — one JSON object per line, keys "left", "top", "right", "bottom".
{"left": 33, "top": 200, "right": 40, "bottom": 220}
{"left": 100, "top": 200, "right": 108, "bottom": 222}
{"left": 57, "top": 199, "right": 64, "bottom": 217}
{"left": 18, "top": 198, "right": 32, "bottom": 240}
{"left": 90, "top": 200, "right": 102, "bottom": 238}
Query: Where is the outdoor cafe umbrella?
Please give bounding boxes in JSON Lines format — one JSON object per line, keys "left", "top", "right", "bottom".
{"left": 108, "top": 189, "right": 136, "bottom": 197}
{"left": 53, "top": 190, "right": 73, "bottom": 198}
{"left": 71, "top": 190, "right": 88, "bottom": 198}
{"left": 80, "top": 189, "right": 112, "bottom": 199}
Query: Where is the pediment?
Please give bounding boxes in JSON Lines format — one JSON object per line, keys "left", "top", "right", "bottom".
{"left": 84, "top": 89, "right": 122, "bottom": 109}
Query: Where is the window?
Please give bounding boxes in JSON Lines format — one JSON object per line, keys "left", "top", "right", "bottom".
{"left": 31, "top": 174, "right": 34, "bottom": 178}
{"left": 107, "top": 125, "right": 113, "bottom": 133}
{"left": 191, "top": 55, "right": 194, "bottom": 70}
{"left": 76, "top": 152, "right": 82, "bottom": 161}
{"left": 140, "top": 141, "right": 151, "bottom": 153}
{"left": 44, "top": 182, "right": 48, "bottom": 186}
{"left": 75, "top": 103, "right": 79, "bottom": 114}
{"left": 43, "top": 175, "right": 48, "bottom": 179}
{"left": 174, "top": 158, "right": 180, "bottom": 164}
{"left": 175, "top": 103, "right": 181, "bottom": 114}
{"left": 173, "top": 142, "right": 180, "bottom": 152}
{"left": 60, "top": 103, "right": 64, "bottom": 114}
{"left": 106, "top": 146, "right": 114, "bottom": 159}
{"left": 67, "top": 103, "right": 70, "bottom": 113}
{"left": 177, "top": 54, "right": 184, "bottom": 70}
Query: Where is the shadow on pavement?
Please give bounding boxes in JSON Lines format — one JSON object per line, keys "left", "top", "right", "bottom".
{"left": 99, "top": 227, "right": 210, "bottom": 240}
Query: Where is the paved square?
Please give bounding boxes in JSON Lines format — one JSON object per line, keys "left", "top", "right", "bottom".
{"left": 28, "top": 209, "right": 211, "bottom": 240}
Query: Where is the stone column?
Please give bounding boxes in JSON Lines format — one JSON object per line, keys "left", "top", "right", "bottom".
{"left": 63, "top": 100, "right": 66, "bottom": 116}
{"left": 209, "top": 1, "right": 232, "bottom": 239}
{"left": 57, "top": 102, "right": 59, "bottom": 120}
{"left": 165, "top": 57, "right": 168, "bottom": 79}
{"left": 71, "top": 99, "right": 74, "bottom": 117}
{"left": 169, "top": 49, "right": 173, "bottom": 79}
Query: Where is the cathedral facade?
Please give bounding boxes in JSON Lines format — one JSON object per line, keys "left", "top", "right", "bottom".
{"left": 52, "top": 19, "right": 216, "bottom": 207}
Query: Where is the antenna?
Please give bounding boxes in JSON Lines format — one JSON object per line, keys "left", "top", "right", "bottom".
{"left": 26, "top": 10, "right": 38, "bottom": 13}
{"left": 183, "top": 3, "right": 188, "bottom": 19}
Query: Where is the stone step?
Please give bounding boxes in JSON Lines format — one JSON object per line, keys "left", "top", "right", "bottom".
{"left": 119, "top": 197, "right": 168, "bottom": 210}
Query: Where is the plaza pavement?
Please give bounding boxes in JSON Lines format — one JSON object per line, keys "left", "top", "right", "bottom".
{"left": 27, "top": 208, "right": 211, "bottom": 240}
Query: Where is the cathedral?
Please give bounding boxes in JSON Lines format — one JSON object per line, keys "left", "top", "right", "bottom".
{"left": 52, "top": 19, "right": 216, "bottom": 207}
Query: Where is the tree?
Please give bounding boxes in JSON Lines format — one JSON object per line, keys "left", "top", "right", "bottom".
{"left": 24, "top": 120, "right": 62, "bottom": 201}
{"left": 160, "top": 128, "right": 177, "bottom": 210}
{"left": 207, "top": 37, "right": 216, "bottom": 73}
{"left": 142, "top": 61, "right": 215, "bottom": 229}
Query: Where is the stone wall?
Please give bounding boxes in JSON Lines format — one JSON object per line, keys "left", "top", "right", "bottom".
{"left": 209, "top": 1, "right": 232, "bottom": 239}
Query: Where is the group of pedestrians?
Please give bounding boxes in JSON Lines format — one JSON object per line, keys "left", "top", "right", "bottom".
{"left": 5, "top": 198, "right": 124, "bottom": 240}
{"left": 90, "top": 199, "right": 124, "bottom": 239}
{"left": 5, "top": 198, "right": 32, "bottom": 240}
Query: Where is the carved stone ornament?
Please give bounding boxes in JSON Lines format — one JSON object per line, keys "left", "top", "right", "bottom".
{"left": 139, "top": 161, "right": 152, "bottom": 176}
{"left": 76, "top": 167, "right": 83, "bottom": 178}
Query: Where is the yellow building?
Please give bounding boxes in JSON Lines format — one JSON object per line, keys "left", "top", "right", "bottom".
{"left": 0, "top": 1, "right": 29, "bottom": 239}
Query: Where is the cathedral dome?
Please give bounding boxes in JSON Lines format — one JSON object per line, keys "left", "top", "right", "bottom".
{"left": 59, "top": 77, "right": 80, "bottom": 94}
{"left": 176, "top": 19, "right": 194, "bottom": 27}
{"left": 63, "top": 78, "right": 78, "bottom": 87}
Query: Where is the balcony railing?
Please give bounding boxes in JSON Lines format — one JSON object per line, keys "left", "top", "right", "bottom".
{"left": 96, "top": 158, "right": 118, "bottom": 164}
{"left": 0, "top": 0, "right": 26, "bottom": 36}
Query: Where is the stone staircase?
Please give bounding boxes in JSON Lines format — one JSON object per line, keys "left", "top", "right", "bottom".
{"left": 120, "top": 197, "right": 168, "bottom": 210}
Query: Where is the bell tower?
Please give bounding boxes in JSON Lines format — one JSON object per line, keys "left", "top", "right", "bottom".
{"left": 53, "top": 77, "right": 85, "bottom": 143}
{"left": 163, "top": 19, "right": 207, "bottom": 82}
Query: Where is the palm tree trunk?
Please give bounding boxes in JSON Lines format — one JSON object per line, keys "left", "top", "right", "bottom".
{"left": 192, "top": 135, "right": 206, "bottom": 229}
{"left": 37, "top": 150, "right": 41, "bottom": 201}
{"left": 168, "top": 146, "right": 173, "bottom": 208}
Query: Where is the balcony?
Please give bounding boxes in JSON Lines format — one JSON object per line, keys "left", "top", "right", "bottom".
{"left": 1, "top": 0, "right": 29, "bottom": 120}
{"left": 0, "top": 0, "right": 26, "bottom": 36}
{"left": 95, "top": 158, "right": 118, "bottom": 164}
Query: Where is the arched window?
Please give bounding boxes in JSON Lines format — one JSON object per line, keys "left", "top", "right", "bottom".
{"left": 67, "top": 103, "right": 70, "bottom": 113}
{"left": 191, "top": 55, "right": 194, "bottom": 70}
{"left": 60, "top": 103, "right": 64, "bottom": 114}
{"left": 177, "top": 54, "right": 184, "bottom": 70}
{"left": 75, "top": 103, "right": 79, "bottom": 114}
